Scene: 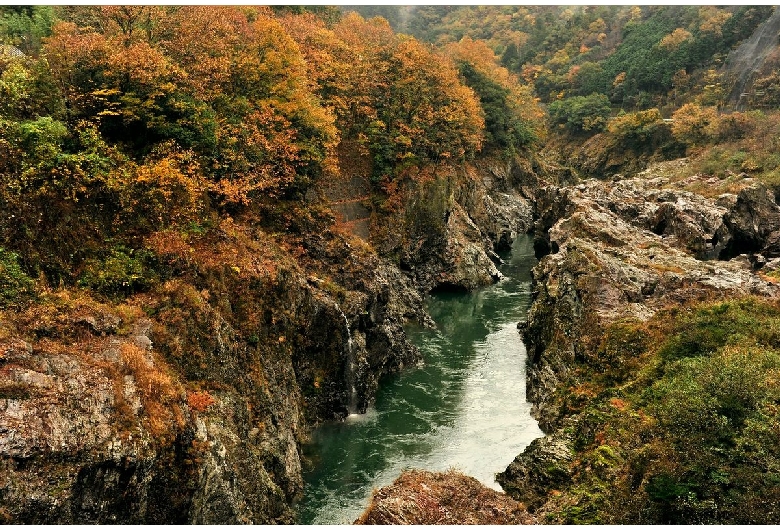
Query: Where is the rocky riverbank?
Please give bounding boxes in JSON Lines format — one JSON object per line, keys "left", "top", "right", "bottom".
{"left": 498, "top": 164, "right": 780, "bottom": 523}
{"left": 520, "top": 171, "right": 780, "bottom": 432}
{"left": 0, "top": 220, "right": 426, "bottom": 523}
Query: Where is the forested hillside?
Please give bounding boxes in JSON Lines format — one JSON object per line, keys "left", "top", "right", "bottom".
{"left": 0, "top": 6, "right": 542, "bottom": 281}
{"left": 350, "top": 5, "right": 780, "bottom": 184}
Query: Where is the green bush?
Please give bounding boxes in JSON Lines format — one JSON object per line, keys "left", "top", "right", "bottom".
{"left": 0, "top": 246, "right": 34, "bottom": 308}
{"left": 548, "top": 298, "right": 780, "bottom": 523}
{"left": 0, "top": 6, "right": 55, "bottom": 55}
{"left": 658, "top": 300, "right": 780, "bottom": 361}
{"left": 78, "top": 246, "right": 158, "bottom": 298}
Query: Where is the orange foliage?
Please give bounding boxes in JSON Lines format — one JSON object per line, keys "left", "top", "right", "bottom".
{"left": 698, "top": 6, "right": 732, "bottom": 37}
{"left": 386, "top": 38, "right": 484, "bottom": 161}
{"left": 187, "top": 390, "right": 216, "bottom": 413}
{"left": 285, "top": 11, "right": 487, "bottom": 175}
{"left": 443, "top": 36, "right": 545, "bottom": 145}
{"left": 128, "top": 146, "right": 207, "bottom": 225}
{"left": 120, "top": 342, "right": 185, "bottom": 439}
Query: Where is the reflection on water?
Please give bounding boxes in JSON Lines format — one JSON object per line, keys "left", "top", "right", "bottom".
{"left": 296, "top": 235, "right": 544, "bottom": 524}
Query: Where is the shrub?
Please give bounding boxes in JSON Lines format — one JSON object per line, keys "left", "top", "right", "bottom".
{"left": 606, "top": 108, "right": 670, "bottom": 150}
{"left": 187, "top": 390, "right": 216, "bottom": 413}
{"left": 714, "top": 111, "right": 756, "bottom": 140}
{"left": 78, "top": 246, "right": 158, "bottom": 298}
{"left": 0, "top": 246, "right": 34, "bottom": 308}
{"left": 670, "top": 103, "right": 718, "bottom": 146}
{"left": 657, "top": 299, "right": 780, "bottom": 361}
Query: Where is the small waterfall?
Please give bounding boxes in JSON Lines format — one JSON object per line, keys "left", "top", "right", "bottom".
{"left": 724, "top": 6, "right": 780, "bottom": 108}
{"left": 338, "top": 306, "right": 359, "bottom": 416}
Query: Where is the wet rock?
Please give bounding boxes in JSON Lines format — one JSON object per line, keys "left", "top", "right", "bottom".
{"left": 0, "top": 318, "right": 191, "bottom": 523}
{"left": 525, "top": 176, "right": 780, "bottom": 431}
{"left": 439, "top": 203, "right": 504, "bottom": 290}
{"left": 0, "top": 220, "right": 432, "bottom": 523}
{"left": 505, "top": 169, "right": 780, "bottom": 517}
{"left": 497, "top": 428, "right": 575, "bottom": 512}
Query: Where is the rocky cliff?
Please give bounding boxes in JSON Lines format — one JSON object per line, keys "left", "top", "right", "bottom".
{"left": 0, "top": 218, "right": 427, "bottom": 523}
{"left": 376, "top": 158, "right": 535, "bottom": 293}
{"left": 498, "top": 164, "right": 780, "bottom": 520}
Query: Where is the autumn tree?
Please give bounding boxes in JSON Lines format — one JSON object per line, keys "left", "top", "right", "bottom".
{"left": 285, "top": 12, "right": 486, "bottom": 181}
{"left": 605, "top": 108, "right": 676, "bottom": 155}
{"left": 670, "top": 103, "right": 718, "bottom": 147}
{"left": 0, "top": 5, "right": 348, "bottom": 286}
{"left": 443, "top": 36, "right": 544, "bottom": 155}
{"left": 659, "top": 28, "right": 692, "bottom": 51}
{"left": 373, "top": 38, "right": 484, "bottom": 172}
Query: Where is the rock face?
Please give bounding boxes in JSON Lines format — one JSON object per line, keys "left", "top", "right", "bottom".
{"left": 392, "top": 159, "right": 535, "bottom": 293}
{"left": 721, "top": 183, "right": 780, "bottom": 258}
{"left": 499, "top": 168, "right": 780, "bottom": 511}
{"left": 355, "top": 470, "right": 535, "bottom": 525}
{"left": 496, "top": 427, "right": 575, "bottom": 512}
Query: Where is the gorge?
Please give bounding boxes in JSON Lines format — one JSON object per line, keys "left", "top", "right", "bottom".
{"left": 3, "top": 5, "right": 780, "bottom": 525}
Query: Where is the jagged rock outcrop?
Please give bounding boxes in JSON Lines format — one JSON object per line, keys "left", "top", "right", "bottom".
{"left": 526, "top": 176, "right": 780, "bottom": 430}
{"left": 294, "top": 259, "right": 425, "bottom": 420}
{"left": 500, "top": 167, "right": 780, "bottom": 512}
{"left": 355, "top": 470, "right": 535, "bottom": 525}
{"left": 721, "top": 183, "right": 780, "bottom": 258}
{"left": 396, "top": 159, "right": 535, "bottom": 292}
{"left": 497, "top": 427, "right": 575, "bottom": 512}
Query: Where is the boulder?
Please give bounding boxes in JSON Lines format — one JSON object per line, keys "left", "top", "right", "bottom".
{"left": 356, "top": 470, "right": 535, "bottom": 525}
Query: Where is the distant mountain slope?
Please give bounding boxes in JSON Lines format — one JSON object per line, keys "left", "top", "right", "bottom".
{"left": 724, "top": 6, "right": 780, "bottom": 107}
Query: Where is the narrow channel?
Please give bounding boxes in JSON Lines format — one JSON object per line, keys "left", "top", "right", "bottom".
{"left": 296, "top": 234, "right": 544, "bottom": 524}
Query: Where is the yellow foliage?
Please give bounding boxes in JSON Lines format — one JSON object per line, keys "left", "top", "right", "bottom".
{"left": 670, "top": 103, "right": 718, "bottom": 146}
{"left": 607, "top": 108, "right": 663, "bottom": 136}
{"left": 698, "top": 6, "right": 732, "bottom": 38}
{"left": 659, "top": 28, "right": 692, "bottom": 51}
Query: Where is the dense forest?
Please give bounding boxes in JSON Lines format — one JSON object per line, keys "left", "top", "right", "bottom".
{"left": 2, "top": 4, "right": 780, "bottom": 524}
{"left": 354, "top": 5, "right": 780, "bottom": 182}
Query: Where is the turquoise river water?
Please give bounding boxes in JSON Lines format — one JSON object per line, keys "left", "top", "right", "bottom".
{"left": 296, "top": 235, "right": 544, "bottom": 524}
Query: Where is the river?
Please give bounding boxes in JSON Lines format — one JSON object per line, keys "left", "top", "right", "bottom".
{"left": 296, "top": 234, "right": 544, "bottom": 524}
